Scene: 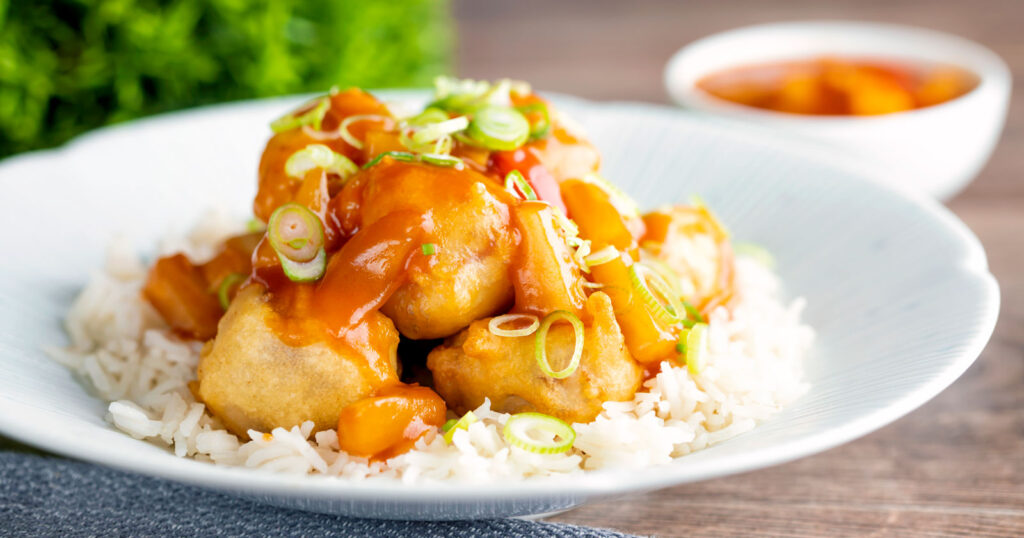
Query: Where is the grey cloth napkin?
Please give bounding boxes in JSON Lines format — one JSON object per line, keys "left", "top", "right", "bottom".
{"left": 0, "top": 452, "right": 636, "bottom": 537}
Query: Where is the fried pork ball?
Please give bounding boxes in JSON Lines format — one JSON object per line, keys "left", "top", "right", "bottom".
{"left": 196, "top": 285, "right": 399, "bottom": 436}
{"left": 427, "top": 292, "right": 643, "bottom": 424}
{"left": 359, "top": 161, "right": 516, "bottom": 340}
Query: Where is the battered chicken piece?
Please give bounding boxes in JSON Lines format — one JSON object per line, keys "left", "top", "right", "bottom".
{"left": 427, "top": 292, "right": 643, "bottom": 424}
{"left": 196, "top": 285, "right": 400, "bottom": 435}
{"left": 357, "top": 160, "right": 516, "bottom": 339}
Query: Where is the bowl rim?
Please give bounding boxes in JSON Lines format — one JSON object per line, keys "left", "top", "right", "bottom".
{"left": 664, "top": 20, "right": 1012, "bottom": 125}
{"left": 0, "top": 92, "right": 1001, "bottom": 506}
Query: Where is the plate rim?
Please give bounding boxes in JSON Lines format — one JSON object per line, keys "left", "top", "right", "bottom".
{"left": 0, "top": 91, "right": 1001, "bottom": 504}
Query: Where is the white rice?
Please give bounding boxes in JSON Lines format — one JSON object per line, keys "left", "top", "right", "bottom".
{"left": 48, "top": 211, "right": 813, "bottom": 483}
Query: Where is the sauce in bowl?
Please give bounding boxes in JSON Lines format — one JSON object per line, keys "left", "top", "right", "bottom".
{"left": 696, "top": 57, "right": 978, "bottom": 116}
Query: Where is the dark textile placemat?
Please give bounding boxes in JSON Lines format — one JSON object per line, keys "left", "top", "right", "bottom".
{"left": 0, "top": 451, "right": 637, "bottom": 537}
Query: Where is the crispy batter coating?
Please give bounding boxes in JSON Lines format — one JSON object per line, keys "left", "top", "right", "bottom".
{"left": 196, "top": 285, "right": 399, "bottom": 435}
{"left": 426, "top": 292, "right": 643, "bottom": 424}
{"left": 359, "top": 161, "right": 516, "bottom": 339}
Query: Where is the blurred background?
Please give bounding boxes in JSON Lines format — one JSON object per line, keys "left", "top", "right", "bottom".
{"left": 0, "top": 0, "right": 453, "bottom": 157}
{"left": 0, "top": 1, "right": 1020, "bottom": 534}
{"left": 3, "top": 0, "right": 1019, "bottom": 191}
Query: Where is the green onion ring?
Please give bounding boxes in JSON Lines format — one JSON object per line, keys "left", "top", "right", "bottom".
{"left": 337, "top": 114, "right": 392, "bottom": 150}
{"left": 628, "top": 263, "right": 684, "bottom": 325}
{"left": 516, "top": 102, "right": 551, "bottom": 139}
{"left": 534, "top": 310, "right": 584, "bottom": 379}
{"left": 284, "top": 144, "right": 358, "bottom": 180}
{"left": 421, "top": 242, "right": 436, "bottom": 256}
{"left": 432, "top": 135, "right": 453, "bottom": 155}
{"left": 362, "top": 151, "right": 417, "bottom": 169}
{"left": 504, "top": 170, "right": 537, "bottom": 200}
{"left": 270, "top": 96, "right": 329, "bottom": 133}
{"left": 502, "top": 412, "right": 576, "bottom": 454}
{"left": 638, "top": 253, "right": 683, "bottom": 297}
{"left": 411, "top": 116, "right": 469, "bottom": 145}
{"left": 465, "top": 106, "right": 530, "bottom": 150}
{"left": 683, "top": 300, "right": 705, "bottom": 324}
{"left": 442, "top": 411, "right": 478, "bottom": 444}
{"left": 488, "top": 314, "right": 540, "bottom": 337}
{"left": 408, "top": 107, "right": 450, "bottom": 126}
{"left": 279, "top": 248, "right": 326, "bottom": 283}
{"left": 267, "top": 203, "right": 324, "bottom": 264}
{"left": 552, "top": 210, "right": 580, "bottom": 240}
{"left": 685, "top": 322, "right": 709, "bottom": 375}
{"left": 216, "top": 273, "right": 246, "bottom": 311}
{"left": 420, "top": 153, "right": 463, "bottom": 168}
{"left": 572, "top": 239, "right": 592, "bottom": 274}
{"left": 584, "top": 245, "right": 619, "bottom": 267}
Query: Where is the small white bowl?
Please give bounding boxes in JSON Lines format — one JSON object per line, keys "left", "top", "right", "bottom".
{"left": 665, "top": 21, "right": 1012, "bottom": 200}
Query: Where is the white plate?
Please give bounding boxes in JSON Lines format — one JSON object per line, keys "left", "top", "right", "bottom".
{"left": 0, "top": 91, "right": 999, "bottom": 520}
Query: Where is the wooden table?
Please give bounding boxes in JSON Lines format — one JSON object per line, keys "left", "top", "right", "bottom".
{"left": 455, "top": 1, "right": 1024, "bottom": 535}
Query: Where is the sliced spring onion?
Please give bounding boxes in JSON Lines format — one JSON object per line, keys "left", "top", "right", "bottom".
{"left": 398, "top": 127, "right": 431, "bottom": 154}
{"left": 408, "top": 107, "right": 449, "bottom": 126}
{"left": 534, "top": 310, "right": 584, "bottom": 379}
{"left": 502, "top": 412, "right": 576, "bottom": 454}
{"left": 571, "top": 239, "right": 592, "bottom": 274}
{"left": 516, "top": 102, "right": 551, "bottom": 139}
{"left": 421, "top": 243, "right": 436, "bottom": 256}
{"left": 442, "top": 418, "right": 458, "bottom": 432}
{"left": 442, "top": 411, "right": 478, "bottom": 444}
{"left": 284, "top": 144, "right": 358, "bottom": 180}
{"left": 512, "top": 100, "right": 552, "bottom": 138}
{"left": 488, "top": 314, "right": 541, "bottom": 337}
{"left": 411, "top": 116, "right": 469, "bottom": 145}
{"left": 683, "top": 300, "right": 705, "bottom": 324}
{"left": 420, "top": 153, "right": 463, "bottom": 168}
{"left": 363, "top": 150, "right": 462, "bottom": 170}
{"left": 684, "top": 322, "right": 709, "bottom": 375}
{"left": 337, "top": 114, "right": 391, "bottom": 150}
{"left": 280, "top": 248, "right": 326, "bottom": 283}
{"left": 504, "top": 170, "right": 537, "bottom": 200}
{"left": 433, "top": 76, "right": 491, "bottom": 102}
{"left": 216, "top": 273, "right": 246, "bottom": 310}
{"left": 638, "top": 253, "right": 683, "bottom": 297}
{"left": 584, "top": 245, "right": 619, "bottom": 267}
{"left": 268, "top": 203, "right": 324, "bottom": 263}
{"left": 628, "top": 263, "right": 684, "bottom": 324}
{"left": 551, "top": 210, "right": 580, "bottom": 241}
{"left": 362, "top": 151, "right": 417, "bottom": 169}
{"left": 432, "top": 135, "right": 453, "bottom": 155}
{"left": 270, "top": 96, "right": 329, "bottom": 133}
{"left": 465, "top": 106, "right": 530, "bottom": 150}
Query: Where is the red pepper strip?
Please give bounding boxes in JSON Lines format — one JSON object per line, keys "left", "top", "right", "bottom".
{"left": 491, "top": 147, "right": 567, "bottom": 215}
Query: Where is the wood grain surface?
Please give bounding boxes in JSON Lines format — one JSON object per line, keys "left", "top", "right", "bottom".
{"left": 454, "top": 1, "right": 1024, "bottom": 536}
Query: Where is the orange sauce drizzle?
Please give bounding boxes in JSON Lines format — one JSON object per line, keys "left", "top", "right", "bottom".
{"left": 697, "top": 56, "right": 978, "bottom": 116}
